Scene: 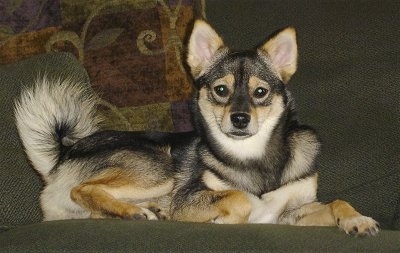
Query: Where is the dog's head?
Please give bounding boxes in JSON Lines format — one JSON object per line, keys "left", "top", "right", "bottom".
{"left": 187, "top": 20, "right": 297, "bottom": 159}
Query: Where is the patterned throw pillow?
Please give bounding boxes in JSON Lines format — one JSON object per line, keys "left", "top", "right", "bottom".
{"left": 0, "top": 0, "right": 201, "bottom": 132}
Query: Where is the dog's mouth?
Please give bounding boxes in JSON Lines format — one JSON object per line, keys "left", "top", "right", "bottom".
{"left": 226, "top": 131, "right": 252, "bottom": 139}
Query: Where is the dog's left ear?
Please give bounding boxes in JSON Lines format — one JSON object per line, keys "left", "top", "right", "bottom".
{"left": 187, "top": 20, "right": 225, "bottom": 78}
{"left": 259, "top": 27, "right": 297, "bottom": 84}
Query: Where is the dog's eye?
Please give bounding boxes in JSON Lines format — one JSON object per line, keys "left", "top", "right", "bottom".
{"left": 253, "top": 87, "right": 268, "bottom": 98}
{"left": 214, "top": 85, "right": 229, "bottom": 97}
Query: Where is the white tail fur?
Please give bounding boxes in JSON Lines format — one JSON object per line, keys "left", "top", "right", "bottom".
{"left": 14, "top": 77, "right": 101, "bottom": 179}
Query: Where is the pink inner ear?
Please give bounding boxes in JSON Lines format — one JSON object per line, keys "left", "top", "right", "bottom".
{"left": 195, "top": 34, "right": 212, "bottom": 61}
{"left": 272, "top": 39, "right": 295, "bottom": 68}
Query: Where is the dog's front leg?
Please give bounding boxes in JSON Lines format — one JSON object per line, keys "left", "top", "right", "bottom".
{"left": 280, "top": 200, "right": 380, "bottom": 236}
{"left": 171, "top": 189, "right": 251, "bottom": 224}
{"left": 328, "top": 199, "right": 380, "bottom": 236}
{"left": 249, "top": 175, "right": 318, "bottom": 224}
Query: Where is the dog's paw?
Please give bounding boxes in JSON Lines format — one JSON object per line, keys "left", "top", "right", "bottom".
{"left": 211, "top": 214, "right": 248, "bottom": 224}
{"left": 148, "top": 206, "right": 168, "bottom": 221}
{"left": 212, "top": 216, "right": 225, "bottom": 224}
{"left": 129, "top": 207, "right": 159, "bottom": 221}
{"left": 338, "top": 215, "right": 380, "bottom": 236}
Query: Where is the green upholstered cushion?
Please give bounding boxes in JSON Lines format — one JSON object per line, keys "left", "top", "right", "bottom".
{"left": 1, "top": 220, "right": 399, "bottom": 252}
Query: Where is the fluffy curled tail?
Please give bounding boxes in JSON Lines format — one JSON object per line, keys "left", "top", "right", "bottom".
{"left": 14, "top": 77, "right": 101, "bottom": 178}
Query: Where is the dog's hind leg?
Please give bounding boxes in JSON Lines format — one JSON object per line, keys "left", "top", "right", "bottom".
{"left": 279, "top": 200, "right": 380, "bottom": 236}
{"left": 71, "top": 168, "right": 173, "bottom": 220}
{"left": 171, "top": 189, "right": 252, "bottom": 224}
{"left": 71, "top": 184, "right": 156, "bottom": 220}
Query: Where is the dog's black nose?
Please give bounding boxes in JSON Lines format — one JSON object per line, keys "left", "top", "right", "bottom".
{"left": 231, "top": 113, "right": 250, "bottom": 129}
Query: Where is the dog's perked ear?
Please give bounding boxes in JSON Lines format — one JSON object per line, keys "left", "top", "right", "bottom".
{"left": 187, "top": 19, "right": 225, "bottom": 78}
{"left": 259, "top": 27, "right": 298, "bottom": 84}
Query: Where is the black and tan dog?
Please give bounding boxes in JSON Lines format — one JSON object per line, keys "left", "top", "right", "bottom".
{"left": 15, "top": 20, "right": 379, "bottom": 236}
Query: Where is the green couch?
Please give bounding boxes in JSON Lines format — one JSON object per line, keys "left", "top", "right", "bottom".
{"left": 1, "top": 0, "right": 399, "bottom": 252}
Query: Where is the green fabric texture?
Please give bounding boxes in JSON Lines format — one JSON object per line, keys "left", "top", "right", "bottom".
{"left": 205, "top": 0, "right": 400, "bottom": 229}
{"left": 0, "top": 220, "right": 399, "bottom": 253}
{"left": 0, "top": 52, "right": 91, "bottom": 226}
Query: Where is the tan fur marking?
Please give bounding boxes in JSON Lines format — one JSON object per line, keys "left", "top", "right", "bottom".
{"left": 212, "top": 74, "right": 235, "bottom": 87}
{"left": 328, "top": 200, "right": 379, "bottom": 235}
{"left": 279, "top": 199, "right": 379, "bottom": 236}
{"left": 71, "top": 168, "right": 171, "bottom": 219}
{"left": 71, "top": 184, "right": 144, "bottom": 219}
{"left": 329, "top": 199, "right": 361, "bottom": 220}
{"left": 213, "top": 190, "right": 252, "bottom": 224}
{"left": 248, "top": 76, "right": 270, "bottom": 94}
{"left": 292, "top": 202, "right": 336, "bottom": 226}
{"left": 170, "top": 190, "right": 221, "bottom": 222}
{"left": 172, "top": 190, "right": 251, "bottom": 224}
{"left": 284, "top": 200, "right": 363, "bottom": 227}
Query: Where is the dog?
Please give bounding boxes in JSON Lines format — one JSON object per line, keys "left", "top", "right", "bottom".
{"left": 14, "top": 20, "right": 379, "bottom": 236}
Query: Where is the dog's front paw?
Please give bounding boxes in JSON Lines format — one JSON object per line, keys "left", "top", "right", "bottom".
{"left": 129, "top": 207, "right": 159, "bottom": 221}
{"left": 338, "top": 215, "right": 380, "bottom": 236}
{"left": 148, "top": 206, "right": 168, "bottom": 221}
{"left": 212, "top": 216, "right": 224, "bottom": 224}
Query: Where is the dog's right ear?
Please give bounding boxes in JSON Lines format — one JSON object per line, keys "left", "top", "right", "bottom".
{"left": 187, "top": 20, "right": 224, "bottom": 78}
